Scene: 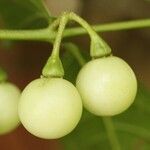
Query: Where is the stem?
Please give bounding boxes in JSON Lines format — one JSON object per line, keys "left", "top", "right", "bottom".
{"left": 0, "top": 28, "right": 54, "bottom": 42}
{"left": 63, "top": 18, "right": 150, "bottom": 38}
{"left": 42, "top": 12, "right": 69, "bottom": 78}
{"left": 49, "top": 17, "right": 60, "bottom": 30}
{"left": 69, "top": 12, "right": 111, "bottom": 58}
{"left": 0, "top": 19, "right": 149, "bottom": 41}
{"left": 102, "top": 117, "right": 121, "bottom": 150}
{"left": 64, "top": 42, "right": 121, "bottom": 150}
{"left": 69, "top": 12, "right": 98, "bottom": 37}
{"left": 51, "top": 12, "right": 69, "bottom": 57}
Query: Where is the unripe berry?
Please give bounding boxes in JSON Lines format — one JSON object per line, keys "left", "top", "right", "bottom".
{"left": 18, "top": 78, "right": 82, "bottom": 139}
{"left": 76, "top": 56, "right": 137, "bottom": 116}
{"left": 0, "top": 82, "right": 20, "bottom": 135}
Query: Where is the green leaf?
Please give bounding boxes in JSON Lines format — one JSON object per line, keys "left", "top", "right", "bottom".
{"left": 0, "top": 0, "right": 53, "bottom": 29}
{"left": 60, "top": 49, "right": 150, "bottom": 150}
{"left": 62, "top": 50, "right": 80, "bottom": 84}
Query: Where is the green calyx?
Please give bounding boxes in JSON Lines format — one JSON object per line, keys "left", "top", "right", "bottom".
{"left": 0, "top": 68, "right": 7, "bottom": 82}
{"left": 90, "top": 34, "right": 112, "bottom": 58}
{"left": 42, "top": 56, "right": 64, "bottom": 78}
{"left": 41, "top": 12, "right": 68, "bottom": 78}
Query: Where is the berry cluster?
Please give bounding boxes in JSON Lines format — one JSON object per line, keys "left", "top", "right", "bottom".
{"left": 0, "top": 12, "right": 138, "bottom": 140}
{"left": 0, "top": 55, "right": 137, "bottom": 139}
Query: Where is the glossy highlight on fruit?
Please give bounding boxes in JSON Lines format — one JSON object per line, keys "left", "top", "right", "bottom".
{"left": 76, "top": 56, "right": 137, "bottom": 116}
{"left": 18, "top": 78, "right": 82, "bottom": 139}
{"left": 0, "top": 82, "right": 20, "bottom": 135}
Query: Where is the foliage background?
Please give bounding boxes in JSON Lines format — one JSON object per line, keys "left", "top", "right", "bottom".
{"left": 0, "top": 0, "right": 150, "bottom": 149}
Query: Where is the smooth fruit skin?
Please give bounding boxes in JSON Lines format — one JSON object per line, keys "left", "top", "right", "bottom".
{"left": 18, "top": 78, "right": 82, "bottom": 139}
{"left": 0, "top": 82, "right": 20, "bottom": 135}
{"left": 76, "top": 56, "right": 137, "bottom": 116}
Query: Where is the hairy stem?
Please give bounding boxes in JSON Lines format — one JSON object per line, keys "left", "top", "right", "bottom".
{"left": 68, "top": 12, "right": 111, "bottom": 57}
{"left": 63, "top": 18, "right": 150, "bottom": 38}
{"left": 0, "top": 19, "right": 150, "bottom": 41}
{"left": 0, "top": 28, "right": 54, "bottom": 42}
{"left": 51, "top": 12, "right": 69, "bottom": 57}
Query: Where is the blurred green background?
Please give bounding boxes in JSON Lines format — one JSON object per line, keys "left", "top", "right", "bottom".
{"left": 0, "top": 0, "right": 150, "bottom": 150}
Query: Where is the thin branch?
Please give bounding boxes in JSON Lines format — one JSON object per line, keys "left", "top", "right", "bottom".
{"left": 0, "top": 28, "right": 54, "bottom": 42}
{"left": 0, "top": 19, "right": 150, "bottom": 41}
{"left": 63, "top": 19, "right": 150, "bottom": 38}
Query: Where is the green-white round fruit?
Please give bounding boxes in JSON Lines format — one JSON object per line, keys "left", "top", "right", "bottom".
{"left": 76, "top": 56, "right": 137, "bottom": 116}
{"left": 18, "top": 78, "right": 82, "bottom": 139}
{"left": 0, "top": 82, "right": 20, "bottom": 135}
